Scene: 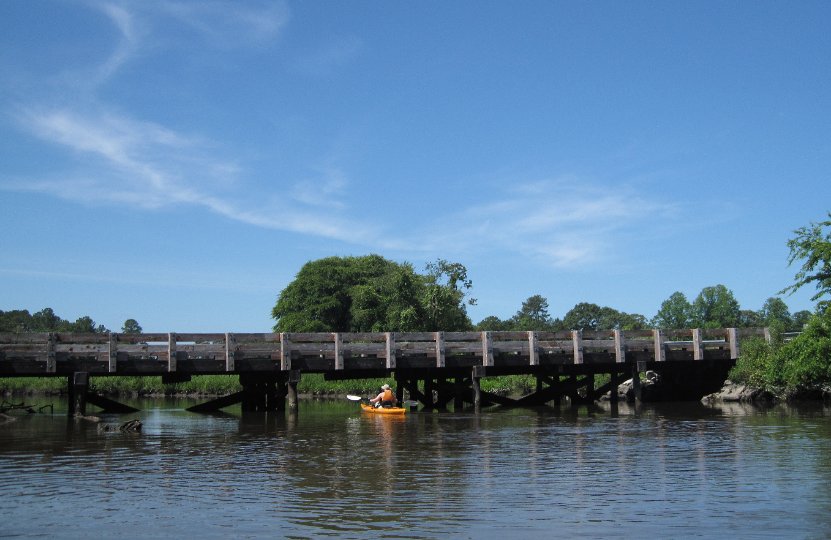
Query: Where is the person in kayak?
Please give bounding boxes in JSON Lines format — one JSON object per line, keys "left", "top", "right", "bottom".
{"left": 369, "top": 384, "right": 397, "bottom": 408}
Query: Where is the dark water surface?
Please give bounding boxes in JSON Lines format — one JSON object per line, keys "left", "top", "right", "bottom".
{"left": 2, "top": 398, "right": 830, "bottom": 539}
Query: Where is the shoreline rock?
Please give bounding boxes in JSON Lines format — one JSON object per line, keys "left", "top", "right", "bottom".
{"left": 702, "top": 380, "right": 831, "bottom": 404}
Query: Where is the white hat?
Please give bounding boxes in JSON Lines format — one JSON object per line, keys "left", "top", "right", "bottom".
{"left": 381, "top": 384, "right": 390, "bottom": 390}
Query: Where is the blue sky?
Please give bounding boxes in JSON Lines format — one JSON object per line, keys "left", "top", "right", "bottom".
{"left": 1, "top": 1, "right": 829, "bottom": 332}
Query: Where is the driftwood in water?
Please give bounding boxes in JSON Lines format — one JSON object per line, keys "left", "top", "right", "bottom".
{"left": 1, "top": 400, "right": 53, "bottom": 414}
{"left": 98, "top": 419, "right": 142, "bottom": 433}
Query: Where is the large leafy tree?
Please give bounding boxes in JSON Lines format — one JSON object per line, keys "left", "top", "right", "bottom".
{"left": 691, "top": 285, "right": 740, "bottom": 328}
{"left": 422, "top": 259, "right": 476, "bottom": 330}
{"left": 780, "top": 212, "right": 831, "bottom": 311}
{"left": 652, "top": 292, "right": 692, "bottom": 329}
{"left": 271, "top": 255, "right": 474, "bottom": 332}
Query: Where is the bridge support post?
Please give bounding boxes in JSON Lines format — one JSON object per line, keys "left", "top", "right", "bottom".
{"left": 472, "top": 366, "right": 483, "bottom": 412}
{"left": 454, "top": 377, "right": 465, "bottom": 411}
{"left": 67, "top": 372, "right": 88, "bottom": 417}
{"left": 239, "top": 373, "right": 287, "bottom": 412}
{"left": 632, "top": 362, "right": 643, "bottom": 402}
{"left": 423, "top": 378, "right": 435, "bottom": 410}
{"left": 287, "top": 370, "right": 300, "bottom": 410}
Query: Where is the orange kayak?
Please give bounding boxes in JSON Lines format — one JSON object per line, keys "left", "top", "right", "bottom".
{"left": 360, "top": 403, "right": 406, "bottom": 415}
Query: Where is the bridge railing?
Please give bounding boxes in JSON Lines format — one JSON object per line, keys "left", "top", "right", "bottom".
{"left": 0, "top": 327, "right": 775, "bottom": 376}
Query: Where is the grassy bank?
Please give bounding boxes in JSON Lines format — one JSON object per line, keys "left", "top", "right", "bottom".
{"left": 0, "top": 373, "right": 547, "bottom": 398}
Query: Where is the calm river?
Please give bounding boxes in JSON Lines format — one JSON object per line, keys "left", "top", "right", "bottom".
{"left": 2, "top": 398, "right": 830, "bottom": 538}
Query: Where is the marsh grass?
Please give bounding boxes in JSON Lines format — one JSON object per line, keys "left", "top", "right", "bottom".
{"left": 1, "top": 373, "right": 552, "bottom": 397}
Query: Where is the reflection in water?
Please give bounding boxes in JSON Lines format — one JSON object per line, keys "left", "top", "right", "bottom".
{"left": 1, "top": 398, "right": 831, "bottom": 538}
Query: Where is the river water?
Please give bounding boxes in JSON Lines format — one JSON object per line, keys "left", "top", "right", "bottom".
{"left": 1, "top": 397, "right": 830, "bottom": 539}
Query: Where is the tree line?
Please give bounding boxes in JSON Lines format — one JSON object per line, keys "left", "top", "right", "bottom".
{"left": 270, "top": 255, "right": 812, "bottom": 334}
{"left": 0, "top": 308, "right": 142, "bottom": 334}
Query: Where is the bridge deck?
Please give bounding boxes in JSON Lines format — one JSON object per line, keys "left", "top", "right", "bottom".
{"left": 0, "top": 328, "right": 764, "bottom": 378}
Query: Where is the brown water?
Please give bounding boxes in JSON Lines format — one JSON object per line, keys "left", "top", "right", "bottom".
{"left": 2, "top": 398, "right": 831, "bottom": 538}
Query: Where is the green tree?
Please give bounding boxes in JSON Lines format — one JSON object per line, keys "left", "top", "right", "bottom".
{"left": 272, "top": 255, "right": 473, "bottom": 332}
{"left": 70, "top": 316, "right": 107, "bottom": 333}
{"left": 510, "top": 294, "right": 555, "bottom": 330}
{"left": 759, "top": 297, "right": 791, "bottom": 328}
{"left": 651, "top": 292, "right": 692, "bottom": 328}
{"left": 122, "top": 319, "right": 143, "bottom": 334}
{"left": 0, "top": 309, "right": 33, "bottom": 332}
{"left": 32, "top": 308, "right": 63, "bottom": 331}
{"left": 475, "top": 315, "right": 512, "bottom": 331}
{"left": 272, "top": 255, "right": 391, "bottom": 332}
{"left": 780, "top": 212, "right": 831, "bottom": 311}
{"left": 422, "top": 259, "right": 475, "bottom": 330}
{"left": 562, "top": 302, "right": 603, "bottom": 330}
{"left": 562, "top": 302, "right": 646, "bottom": 331}
{"left": 691, "top": 285, "right": 740, "bottom": 328}
{"left": 791, "top": 310, "right": 813, "bottom": 331}
{"left": 738, "top": 309, "right": 763, "bottom": 328}
{"left": 350, "top": 262, "right": 427, "bottom": 331}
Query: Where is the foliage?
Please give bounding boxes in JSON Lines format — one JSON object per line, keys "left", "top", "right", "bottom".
{"left": 121, "top": 319, "right": 143, "bottom": 334}
{"left": 511, "top": 295, "right": 556, "bottom": 330}
{"left": 272, "top": 255, "right": 474, "bottom": 332}
{"left": 0, "top": 308, "right": 109, "bottom": 333}
{"left": 780, "top": 212, "right": 831, "bottom": 311}
{"left": 475, "top": 315, "right": 514, "bottom": 331}
{"left": 777, "top": 309, "right": 831, "bottom": 390}
{"left": 759, "top": 297, "right": 791, "bottom": 328}
{"left": 690, "top": 285, "right": 740, "bottom": 328}
{"left": 422, "top": 259, "right": 476, "bottom": 330}
{"left": 562, "top": 302, "right": 647, "bottom": 331}
{"left": 476, "top": 296, "right": 646, "bottom": 331}
{"left": 730, "top": 310, "right": 831, "bottom": 396}
{"left": 651, "top": 292, "right": 692, "bottom": 329}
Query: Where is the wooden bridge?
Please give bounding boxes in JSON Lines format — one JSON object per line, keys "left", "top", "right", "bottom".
{"left": 0, "top": 328, "right": 768, "bottom": 415}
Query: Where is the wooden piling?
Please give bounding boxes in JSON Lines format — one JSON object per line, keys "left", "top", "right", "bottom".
{"left": 68, "top": 372, "right": 88, "bottom": 417}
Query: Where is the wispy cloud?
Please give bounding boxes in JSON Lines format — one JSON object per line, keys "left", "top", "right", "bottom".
{"left": 154, "top": 0, "right": 289, "bottom": 47}
{"left": 8, "top": 105, "right": 376, "bottom": 242}
{"left": 383, "top": 177, "right": 676, "bottom": 268}
{"left": 1, "top": 0, "right": 378, "bottom": 244}
{"left": 92, "top": 2, "right": 141, "bottom": 84}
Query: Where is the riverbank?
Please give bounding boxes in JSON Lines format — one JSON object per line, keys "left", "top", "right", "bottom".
{"left": 702, "top": 380, "right": 831, "bottom": 404}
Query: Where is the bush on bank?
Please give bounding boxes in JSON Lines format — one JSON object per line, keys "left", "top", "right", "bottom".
{"left": 730, "top": 310, "right": 831, "bottom": 398}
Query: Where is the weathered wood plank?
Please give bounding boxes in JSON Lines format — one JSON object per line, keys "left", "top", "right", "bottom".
{"left": 108, "top": 333, "right": 117, "bottom": 373}
{"left": 435, "top": 332, "right": 445, "bottom": 368}
{"left": 728, "top": 327, "right": 740, "bottom": 359}
{"left": 168, "top": 333, "right": 177, "bottom": 372}
{"left": 225, "top": 332, "right": 236, "bottom": 372}
{"left": 334, "top": 333, "right": 344, "bottom": 370}
{"left": 528, "top": 331, "right": 538, "bottom": 366}
{"left": 280, "top": 333, "right": 290, "bottom": 370}
{"left": 653, "top": 329, "right": 666, "bottom": 362}
{"left": 572, "top": 330, "right": 583, "bottom": 365}
{"left": 385, "top": 332, "right": 396, "bottom": 369}
{"left": 614, "top": 329, "right": 625, "bottom": 363}
{"left": 692, "top": 328, "right": 704, "bottom": 361}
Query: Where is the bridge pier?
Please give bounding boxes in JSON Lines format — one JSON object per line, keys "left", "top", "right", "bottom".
{"left": 66, "top": 372, "right": 139, "bottom": 417}
{"left": 189, "top": 371, "right": 301, "bottom": 413}
{"left": 287, "top": 370, "right": 300, "bottom": 410}
{"left": 67, "top": 372, "right": 88, "bottom": 417}
{"left": 472, "top": 366, "right": 483, "bottom": 411}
